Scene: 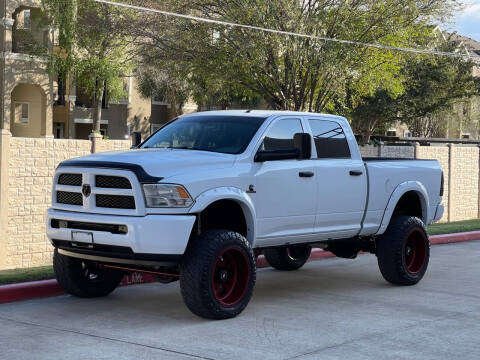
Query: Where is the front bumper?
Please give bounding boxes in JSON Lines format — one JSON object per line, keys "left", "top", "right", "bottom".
{"left": 47, "top": 208, "right": 196, "bottom": 256}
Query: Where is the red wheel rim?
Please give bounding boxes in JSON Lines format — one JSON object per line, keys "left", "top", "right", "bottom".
{"left": 211, "top": 247, "right": 250, "bottom": 306}
{"left": 404, "top": 229, "right": 427, "bottom": 274}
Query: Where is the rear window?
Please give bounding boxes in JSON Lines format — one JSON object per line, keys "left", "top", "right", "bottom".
{"left": 309, "top": 119, "right": 351, "bottom": 159}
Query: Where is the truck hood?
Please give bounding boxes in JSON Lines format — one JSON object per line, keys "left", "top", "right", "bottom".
{"left": 59, "top": 148, "right": 236, "bottom": 180}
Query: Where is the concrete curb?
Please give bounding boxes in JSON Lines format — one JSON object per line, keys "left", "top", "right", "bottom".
{"left": 1, "top": 231, "right": 479, "bottom": 304}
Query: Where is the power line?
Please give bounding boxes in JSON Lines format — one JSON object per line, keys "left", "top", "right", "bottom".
{"left": 94, "top": 0, "right": 479, "bottom": 62}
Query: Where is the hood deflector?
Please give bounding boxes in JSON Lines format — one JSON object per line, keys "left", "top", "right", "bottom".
{"left": 57, "top": 160, "right": 163, "bottom": 183}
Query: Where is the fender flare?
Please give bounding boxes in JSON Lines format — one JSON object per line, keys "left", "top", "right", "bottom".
{"left": 377, "top": 181, "right": 430, "bottom": 235}
{"left": 189, "top": 187, "right": 256, "bottom": 245}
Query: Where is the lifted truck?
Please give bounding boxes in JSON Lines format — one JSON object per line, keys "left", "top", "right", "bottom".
{"left": 47, "top": 111, "right": 444, "bottom": 319}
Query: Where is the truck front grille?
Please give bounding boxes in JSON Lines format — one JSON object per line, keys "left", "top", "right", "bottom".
{"left": 95, "top": 175, "right": 132, "bottom": 189}
{"left": 58, "top": 173, "right": 82, "bottom": 186}
{"left": 57, "top": 191, "right": 83, "bottom": 206}
{"left": 54, "top": 169, "right": 141, "bottom": 213}
{"left": 96, "top": 194, "right": 136, "bottom": 209}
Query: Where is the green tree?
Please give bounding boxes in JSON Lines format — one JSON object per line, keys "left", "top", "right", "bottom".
{"left": 131, "top": 0, "right": 459, "bottom": 115}
{"left": 398, "top": 44, "right": 478, "bottom": 138}
{"left": 345, "top": 89, "right": 400, "bottom": 144}
{"left": 137, "top": 65, "right": 190, "bottom": 117}
{"left": 337, "top": 33, "right": 479, "bottom": 141}
{"left": 43, "top": 0, "right": 133, "bottom": 134}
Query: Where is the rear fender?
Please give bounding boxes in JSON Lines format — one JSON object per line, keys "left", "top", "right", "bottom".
{"left": 189, "top": 187, "right": 256, "bottom": 245}
{"left": 377, "top": 181, "right": 429, "bottom": 235}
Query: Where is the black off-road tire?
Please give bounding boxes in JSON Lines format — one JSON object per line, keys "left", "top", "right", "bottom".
{"left": 180, "top": 230, "right": 256, "bottom": 320}
{"left": 264, "top": 245, "right": 312, "bottom": 271}
{"left": 53, "top": 249, "right": 124, "bottom": 298}
{"left": 376, "top": 216, "right": 430, "bottom": 286}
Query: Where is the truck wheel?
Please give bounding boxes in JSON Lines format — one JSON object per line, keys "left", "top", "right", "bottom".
{"left": 53, "top": 249, "right": 124, "bottom": 298}
{"left": 264, "top": 245, "right": 312, "bottom": 271}
{"left": 376, "top": 216, "right": 429, "bottom": 286}
{"left": 180, "top": 230, "right": 256, "bottom": 320}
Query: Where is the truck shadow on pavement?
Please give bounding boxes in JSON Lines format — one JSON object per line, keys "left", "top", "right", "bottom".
{"left": 53, "top": 259, "right": 398, "bottom": 323}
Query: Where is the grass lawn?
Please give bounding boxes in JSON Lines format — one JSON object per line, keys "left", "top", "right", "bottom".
{"left": 1, "top": 219, "right": 480, "bottom": 286}
{"left": 0, "top": 265, "right": 54, "bottom": 286}
{"left": 427, "top": 219, "right": 480, "bottom": 235}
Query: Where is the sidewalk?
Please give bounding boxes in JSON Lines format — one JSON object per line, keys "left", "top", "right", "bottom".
{"left": 0, "top": 240, "right": 479, "bottom": 360}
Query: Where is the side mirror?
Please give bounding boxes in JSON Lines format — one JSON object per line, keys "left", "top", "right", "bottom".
{"left": 294, "top": 133, "right": 312, "bottom": 160}
{"left": 254, "top": 133, "right": 311, "bottom": 162}
{"left": 131, "top": 131, "right": 142, "bottom": 148}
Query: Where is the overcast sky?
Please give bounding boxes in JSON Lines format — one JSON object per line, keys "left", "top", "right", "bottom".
{"left": 447, "top": 0, "right": 480, "bottom": 41}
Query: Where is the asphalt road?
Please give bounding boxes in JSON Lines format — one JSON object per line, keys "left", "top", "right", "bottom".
{"left": 1, "top": 241, "right": 479, "bottom": 360}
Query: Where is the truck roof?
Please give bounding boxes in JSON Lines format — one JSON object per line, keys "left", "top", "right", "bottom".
{"left": 181, "top": 110, "right": 348, "bottom": 123}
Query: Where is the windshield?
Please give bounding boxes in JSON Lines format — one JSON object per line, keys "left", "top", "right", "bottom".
{"left": 141, "top": 115, "right": 267, "bottom": 154}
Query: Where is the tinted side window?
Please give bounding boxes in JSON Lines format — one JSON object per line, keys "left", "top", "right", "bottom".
{"left": 309, "top": 119, "right": 351, "bottom": 159}
{"left": 262, "top": 119, "right": 303, "bottom": 151}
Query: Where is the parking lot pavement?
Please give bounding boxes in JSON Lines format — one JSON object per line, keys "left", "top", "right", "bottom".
{"left": 1, "top": 241, "right": 480, "bottom": 360}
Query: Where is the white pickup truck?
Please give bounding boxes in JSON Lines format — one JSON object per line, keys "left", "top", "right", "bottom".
{"left": 47, "top": 110, "right": 444, "bottom": 319}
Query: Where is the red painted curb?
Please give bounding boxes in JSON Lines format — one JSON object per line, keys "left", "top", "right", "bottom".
{"left": 0, "top": 279, "right": 63, "bottom": 304}
{"left": 1, "top": 231, "right": 479, "bottom": 304}
{"left": 430, "top": 231, "right": 480, "bottom": 245}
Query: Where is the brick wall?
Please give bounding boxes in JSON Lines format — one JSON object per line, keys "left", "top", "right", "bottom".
{"left": 6, "top": 138, "right": 91, "bottom": 269}
{"left": 359, "top": 144, "right": 414, "bottom": 158}
{"left": 449, "top": 146, "right": 479, "bottom": 222}
{"left": 97, "top": 139, "right": 131, "bottom": 153}
{"left": 380, "top": 145, "right": 414, "bottom": 159}
{"left": 359, "top": 145, "right": 378, "bottom": 158}
{"left": 0, "top": 137, "right": 479, "bottom": 270}
{"left": 2, "top": 136, "right": 131, "bottom": 270}
{"left": 362, "top": 143, "right": 480, "bottom": 223}
{"left": 416, "top": 145, "right": 450, "bottom": 223}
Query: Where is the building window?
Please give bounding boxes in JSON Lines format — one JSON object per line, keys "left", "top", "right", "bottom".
{"left": 386, "top": 129, "right": 397, "bottom": 137}
{"left": 151, "top": 124, "right": 163, "bottom": 134}
{"left": 404, "top": 130, "right": 412, "bottom": 138}
{"left": 53, "top": 122, "right": 65, "bottom": 138}
{"left": 23, "top": 9, "right": 31, "bottom": 30}
{"left": 461, "top": 133, "right": 471, "bottom": 139}
{"left": 14, "top": 103, "right": 29, "bottom": 124}
{"left": 54, "top": 73, "right": 66, "bottom": 105}
{"left": 152, "top": 95, "right": 167, "bottom": 105}
{"left": 75, "top": 82, "right": 108, "bottom": 108}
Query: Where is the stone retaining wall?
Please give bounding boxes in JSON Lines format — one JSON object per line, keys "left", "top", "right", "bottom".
{"left": 0, "top": 136, "right": 478, "bottom": 270}
{"left": 0, "top": 132, "right": 130, "bottom": 269}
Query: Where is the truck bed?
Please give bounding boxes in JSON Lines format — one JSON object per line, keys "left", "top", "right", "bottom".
{"left": 360, "top": 158, "right": 442, "bottom": 237}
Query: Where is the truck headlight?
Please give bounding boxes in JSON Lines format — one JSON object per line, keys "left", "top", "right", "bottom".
{"left": 142, "top": 184, "right": 193, "bottom": 208}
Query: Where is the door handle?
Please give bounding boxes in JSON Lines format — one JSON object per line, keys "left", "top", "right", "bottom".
{"left": 349, "top": 170, "right": 363, "bottom": 176}
{"left": 299, "top": 171, "right": 314, "bottom": 178}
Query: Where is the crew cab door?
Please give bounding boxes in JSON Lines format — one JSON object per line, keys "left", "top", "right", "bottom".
{"left": 306, "top": 118, "right": 367, "bottom": 239}
{"left": 252, "top": 118, "right": 317, "bottom": 246}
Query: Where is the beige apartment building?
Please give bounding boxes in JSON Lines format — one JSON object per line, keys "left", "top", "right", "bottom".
{"left": 1, "top": 0, "right": 177, "bottom": 140}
